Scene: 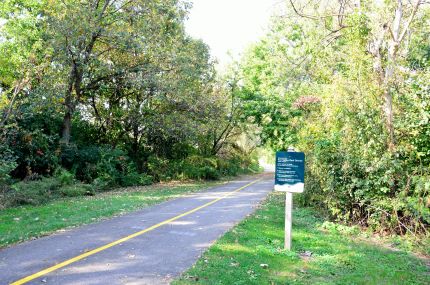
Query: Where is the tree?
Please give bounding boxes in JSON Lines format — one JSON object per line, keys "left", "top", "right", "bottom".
{"left": 1, "top": 0, "right": 191, "bottom": 143}
{"left": 237, "top": 0, "right": 430, "bottom": 233}
{"left": 288, "top": 0, "right": 425, "bottom": 149}
{"left": 45, "top": 0, "right": 191, "bottom": 143}
{"left": 0, "top": 0, "right": 47, "bottom": 128}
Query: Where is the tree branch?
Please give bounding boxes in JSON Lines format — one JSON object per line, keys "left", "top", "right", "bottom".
{"left": 398, "top": 0, "right": 421, "bottom": 43}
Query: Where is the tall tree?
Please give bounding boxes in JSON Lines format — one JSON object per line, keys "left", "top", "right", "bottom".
{"left": 288, "top": 0, "right": 425, "bottom": 148}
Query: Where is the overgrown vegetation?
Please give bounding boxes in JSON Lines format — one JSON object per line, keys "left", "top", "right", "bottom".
{"left": 174, "top": 192, "right": 430, "bottom": 285}
{"left": 234, "top": 1, "right": 430, "bottom": 236}
{"left": 0, "top": 0, "right": 259, "bottom": 210}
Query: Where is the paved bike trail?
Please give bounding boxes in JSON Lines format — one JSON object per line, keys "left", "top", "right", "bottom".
{"left": 0, "top": 174, "right": 274, "bottom": 285}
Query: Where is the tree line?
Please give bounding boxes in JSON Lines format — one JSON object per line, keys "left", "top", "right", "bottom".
{"left": 0, "top": 0, "right": 258, "bottom": 208}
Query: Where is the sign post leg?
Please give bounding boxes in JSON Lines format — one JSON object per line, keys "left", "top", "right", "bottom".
{"left": 285, "top": 192, "right": 292, "bottom": 250}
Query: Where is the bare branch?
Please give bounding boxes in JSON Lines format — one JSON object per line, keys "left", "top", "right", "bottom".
{"left": 288, "top": 0, "right": 350, "bottom": 20}
{"left": 398, "top": 0, "right": 421, "bottom": 43}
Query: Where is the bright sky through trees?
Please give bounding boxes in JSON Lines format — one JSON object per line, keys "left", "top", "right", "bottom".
{"left": 185, "top": 0, "right": 281, "bottom": 66}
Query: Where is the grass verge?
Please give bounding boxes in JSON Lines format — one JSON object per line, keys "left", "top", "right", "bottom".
{"left": 174, "top": 192, "right": 430, "bottom": 285}
{"left": 0, "top": 180, "right": 223, "bottom": 248}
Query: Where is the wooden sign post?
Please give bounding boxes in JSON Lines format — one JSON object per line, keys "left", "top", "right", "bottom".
{"left": 275, "top": 148, "right": 305, "bottom": 250}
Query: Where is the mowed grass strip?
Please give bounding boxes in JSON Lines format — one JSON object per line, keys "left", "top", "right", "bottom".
{"left": 0, "top": 180, "right": 222, "bottom": 248}
{"left": 174, "top": 192, "right": 430, "bottom": 285}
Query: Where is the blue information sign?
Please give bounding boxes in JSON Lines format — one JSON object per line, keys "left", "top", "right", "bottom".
{"left": 275, "top": 151, "right": 305, "bottom": 192}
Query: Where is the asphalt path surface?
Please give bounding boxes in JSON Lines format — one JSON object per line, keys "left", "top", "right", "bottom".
{"left": 0, "top": 174, "right": 274, "bottom": 285}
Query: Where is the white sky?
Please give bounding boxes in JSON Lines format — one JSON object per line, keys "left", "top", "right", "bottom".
{"left": 185, "top": 0, "right": 282, "bottom": 67}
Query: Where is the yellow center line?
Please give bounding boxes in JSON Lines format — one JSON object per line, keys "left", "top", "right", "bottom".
{"left": 10, "top": 178, "right": 263, "bottom": 285}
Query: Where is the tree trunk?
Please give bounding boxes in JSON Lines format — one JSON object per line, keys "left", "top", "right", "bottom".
{"left": 383, "top": 50, "right": 396, "bottom": 150}
{"left": 61, "top": 86, "right": 74, "bottom": 144}
{"left": 62, "top": 109, "right": 72, "bottom": 144}
{"left": 383, "top": 88, "right": 395, "bottom": 149}
{"left": 381, "top": 1, "right": 402, "bottom": 149}
{"left": 61, "top": 70, "right": 76, "bottom": 144}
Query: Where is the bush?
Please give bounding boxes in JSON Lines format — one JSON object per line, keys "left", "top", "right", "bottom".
{"left": 121, "top": 172, "right": 154, "bottom": 187}
{"left": 216, "top": 154, "right": 260, "bottom": 177}
{"left": 73, "top": 146, "right": 101, "bottom": 182}
{"left": 86, "top": 146, "right": 140, "bottom": 190}
{"left": 57, "top": 169, "right": 74, "bottom": 186}
{"left": 7, "top": 177, "right": 61, "bottom": 206}
{"left": 1, "top": 170, "right": 94, "bottom": 207}
{"left": 91, "top": 176, "right": 113, "bottom": 191}
{"left": 8, "top": 128, "right": 60, "bottom": 178}
{"left": 217, "top": 157, "right": 240, "bottom": 176}
{"left": 60, "top": 184, "right": 95, "bottom": 197}
{"left": 181, "top": 156, "right": 219, "bottom": 180}
{"left": 0, "top": 146, "right": 17, "bottom": 187}
{"left": 60, "top": 143, "right": 78, "bottom": 170}
{"left": 147, "top": 155, "right": 171, "bottom": 181}
{"left": 145, "top": 154, "right": 260, "bottom": 182}
{"left": 95, "top": 147, "right": 133, "bottom": 187}
{"left": 200, "top": 165, "right": 220, "bottom": 180}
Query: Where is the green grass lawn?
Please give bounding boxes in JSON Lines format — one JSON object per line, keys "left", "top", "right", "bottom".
{"left": 174, "top": 192, "right": 430, "bottom": 285}
{"left": 0, "top": 180, "right": 221, "bottom": 248}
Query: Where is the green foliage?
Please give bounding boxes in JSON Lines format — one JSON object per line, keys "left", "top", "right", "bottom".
{"left": 145, "top": 154, "right": 260, "bottom": 182}
{"left": 146, "top": 155, "right": 172, "bottom": 181}
{"left": 236, "top": 1, "right": 430, "bottom": 235}
{"left": 0, "top": 146, "right": 17, "bottom": 187}
{"left": 9, "top": 129, "right": 60, "bottom": 178}
{"left": 181, "top": 156, "right": 219, "bottom": 180}
{"left": 121, "top": 173, "right": 154, "bottom": 187}
{"left": 57, "top": 169, "right": 74, "bottom": 186}
{"left": 94, "top": 147, "right": 131, "bottom": 188}
{"left": 1, "top": 105, "right": 63, "bottom": 178}
{"left": 1, "top": 168, "right": 93, "bottom": 207}
{"left": 0, "top": 0, "right": 255, "bottom": 207}
{"left": 69, "top": 145, "right": 101, "bottom": 183}
{"left": 7, "top": 177, "right": 62, "bottom": 206}
{"left": 59, "top": 184, "right": 95, "bottom": 197}
{"left": 217, "top": 155, "right": 257, "bottom": 177}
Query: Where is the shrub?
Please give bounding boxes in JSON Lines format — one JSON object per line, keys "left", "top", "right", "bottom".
{"left": 121, "top": 172, "right": 154, "bottom": 187}
{"left": 217, "top": 157, "right": 240, "bottom": 176}
{"left": 86, "top": 146, "right": 139, "bottom": 189}
{"left": 9, "top": 129, "right": 60, "bottom": 178}
{"left": 1, "top": 169, "right": 95, "bottom": 207}
{"left": 7, "top": 177, "right": 61, "bottom": 206}
{"left": 180, "top": 156, "right": 219, "bottom": 180}
{"left": 60, "top": 143, "right": 78, "bottom": 170}
{"left": 0, "top": 146, "right": 17, "bottom": 187}
{"left": 144, "top": 154, "right": 260, "bottom": 182}
{"left": 57, "top": 169, "right": 74, "bottom": 186}
{"left": 147, "top": 155, "right": 171, "bottom": 181}
{"left": 139, "top": 174, "right": 154, "bottom": 186}
{"left": 216, "top": 154, "right": 260, "bottom": 177}
{"left": 199, "top": 165, "right": 220, "bottom": 180}
{"left": 92, "top": 176, "right": 113, "bottom": 191}
{"left": 74, "top": 146, "right": 101, "bottom": 183}
{"left": 60, "top": 184, "right": 95, "bottom": 197}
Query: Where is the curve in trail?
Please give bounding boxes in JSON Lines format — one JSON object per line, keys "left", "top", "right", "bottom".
{"left": 0, "top": 174, "right": 274, "bottom": 285}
